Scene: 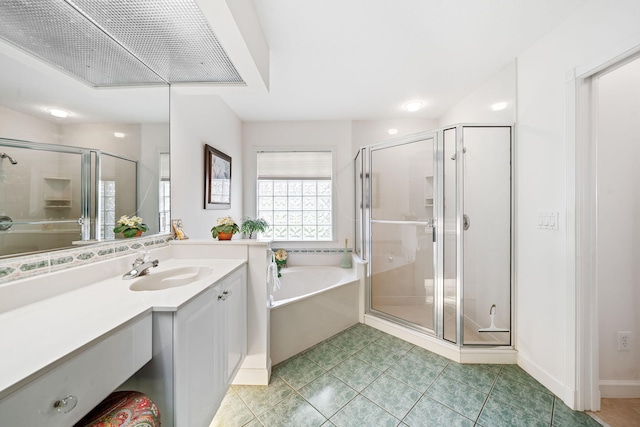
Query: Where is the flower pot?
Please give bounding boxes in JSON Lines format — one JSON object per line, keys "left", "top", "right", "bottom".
{"left": 217, "top": 232, "right": 233, "bottom": 241}
{"left": 124, "top": 230, "right": 143, "bottom": 238}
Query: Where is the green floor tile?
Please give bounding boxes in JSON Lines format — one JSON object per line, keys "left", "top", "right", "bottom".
{"left": 403, "top": 345, "right": 450, "bottom": 372}
{"left": 355, "top": 342, "right": 407, "bottom": 370}
{"left": 478, "top": 396, "right": 550, "bottom": 427}
{"left": 233, "top": 375, "right": 294, "bottom": 416}
{"left": 442, "top": 362, "right": 498, "bottom": 394}
{"left": 211, "top": 388, "right": 256, "bottom": 427}
{"left": 385, "top": 354, "right": 439, "bottom": 393}
{"left": 426, "top": 375, "right": 488, "bottom": 420}
{"left": 552, "top": 398, "right": 602, "bottom": 427}
{"left": 274, "top": 354, "right": 326, "bottom": 389}
{"left": 304, "top": 341, "right": 351, "bottom": 370}
{"left": 217, "top": 325, "right": 568, "bottom": 427}
{"left": 403, "top": 396, "right": 475, "bottom": 427}
{"left": 500, "top": 364, "right": 553, "bottom": 395}
{"left": 299, "top": 373, "right": 358, "bottom": 418}
{"left": 330, "top": 395, "right": 400, "bottom": 427}
{"left": 258, "top": 393, "right": 326, "bottom": 427}
{"left": 490, "top": 375, "right": 554, "bottom": 423}
{"left": 361, "top": 373, "right": 421, "bottom": 419}
{"left": 329, "top": 356, "right": 382, "bottom": 391}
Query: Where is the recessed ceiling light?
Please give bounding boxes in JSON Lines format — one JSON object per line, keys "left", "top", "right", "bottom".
{"left": 113, "top": 132, "right": 125, "bottom": 138}
{"left": 403, "top": 101, "right": 424, "bottom": 112}
{"left": 491, "top": 102, "right": 508, "bottom": 111}
{"left": 388, "top": 128, "right": 398, "bottom": 135}
{"left": 49, "top": 108, "right": 70, "bottom": 118}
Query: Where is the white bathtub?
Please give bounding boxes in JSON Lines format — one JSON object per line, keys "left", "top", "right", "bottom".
{"left": 272, "top": 266, "right": 353, "bottom": 307}
{"left": 270, "top": 266, "right": 360, "bottom": 365}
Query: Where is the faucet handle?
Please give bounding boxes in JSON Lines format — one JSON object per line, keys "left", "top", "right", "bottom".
{"left": 133, "top": 250, "right": 150, "bottom": 266}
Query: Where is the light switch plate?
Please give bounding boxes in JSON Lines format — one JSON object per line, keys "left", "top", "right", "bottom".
{"left": 538, "top": 212, "right": 559, "bottom": 230}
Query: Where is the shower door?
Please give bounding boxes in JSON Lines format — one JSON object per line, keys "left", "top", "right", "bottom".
{"left": 368, "top": 133, "right": 439, "bottom": 333}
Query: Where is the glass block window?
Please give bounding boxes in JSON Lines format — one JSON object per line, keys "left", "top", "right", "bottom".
{"left": 159, "top": 153, "right": 171, "bottom": 233}
{"left": 159, "top": 180, "right": 171, "bottom": 233}
{"left": 100, "top": 180, "right": 116, "bottom": 240}
{"left": 257, "top": 151, "right": 333, "bottom": 241}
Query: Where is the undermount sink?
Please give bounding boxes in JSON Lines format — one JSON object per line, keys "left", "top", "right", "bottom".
{"left": 129, "top": 266, "right": 213, "bottom": 291}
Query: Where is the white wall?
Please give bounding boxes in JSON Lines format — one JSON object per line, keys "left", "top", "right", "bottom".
{"left": 171, "top": 91, "right": 243, "bottom": 239}
{"left": 0, "top": 105, "right": 60, "bottom": 144}
{"left": 439, "top": 60, "right": 516, "bottom": 127}
{"left": 596, "top": 57, "right": 640, "bottom": 390}
{"left": 515, "top": 0, "right": 640, "bottom": 406}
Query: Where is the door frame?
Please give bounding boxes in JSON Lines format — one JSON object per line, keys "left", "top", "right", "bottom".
{"left": 567, "top": 34, "right": 640, "bottom": 411}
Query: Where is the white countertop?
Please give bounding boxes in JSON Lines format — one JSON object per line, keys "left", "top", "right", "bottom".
{"left": 0, "top": 257, "right": 246, "bottom": 399}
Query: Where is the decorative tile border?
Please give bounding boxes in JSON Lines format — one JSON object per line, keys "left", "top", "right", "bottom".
{"left": 0, "top": 235, "right": 172, "bottom": 285}
{"left": 273, "top": 248, "right": 353, "bottom": 254}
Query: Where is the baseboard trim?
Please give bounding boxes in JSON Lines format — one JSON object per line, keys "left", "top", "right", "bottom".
{"left": 599, "top": 380, "right": 640, "bottom": 398}
{"left": 517, "top": 352, "right": 574, "bottom": 407}
{"left": 232, "top": 367, "right": 270, "bottom": 386}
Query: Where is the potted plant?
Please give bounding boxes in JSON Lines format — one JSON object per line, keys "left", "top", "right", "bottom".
{"left": 240, "top": 216, "right": 269, "bottom": 239}
{"left": 211, "top": 216, "right": 240, "bottom": 240}
{"left": 113, "top": 215, "right": 148, "bottom": 238}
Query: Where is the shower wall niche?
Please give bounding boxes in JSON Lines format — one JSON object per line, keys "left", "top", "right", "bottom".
{"left": 356, "top": 124, "right": 513, "bottom": 349}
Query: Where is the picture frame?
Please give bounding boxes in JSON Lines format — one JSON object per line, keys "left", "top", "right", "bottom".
{"left": 204, "top": 144, "right": 231, "bottom": 210}
{"left": 171, "top": 218, "right": 188, "bottom": 240}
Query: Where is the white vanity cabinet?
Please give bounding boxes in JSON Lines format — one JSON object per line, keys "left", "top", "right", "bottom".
{"left": 0, "top": 313, "right": 152, "bottom": 427}
{"left": 131, "top": 264, "right": 247, "bottom": 427}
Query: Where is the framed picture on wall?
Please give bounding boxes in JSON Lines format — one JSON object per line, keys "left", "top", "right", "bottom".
{"left": 204, "top": 144, "right": 231, "bottom": 209}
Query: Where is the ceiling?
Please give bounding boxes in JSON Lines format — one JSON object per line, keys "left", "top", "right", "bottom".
{"left": 0, "top": 0, "right": 589, "bottom": 124}
{"left": 220, "top": 0, "right": 588, "bottom": 121}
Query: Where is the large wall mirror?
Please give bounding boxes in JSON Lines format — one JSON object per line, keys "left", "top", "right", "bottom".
{"left": 0, "top": 40, "right": 170, "bottom": 259}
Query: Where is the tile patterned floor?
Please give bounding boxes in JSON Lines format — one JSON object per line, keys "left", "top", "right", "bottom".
{"left": 212, "top": 324, "right": 602, "bottom": 427}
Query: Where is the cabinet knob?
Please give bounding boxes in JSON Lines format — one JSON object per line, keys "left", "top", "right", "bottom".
{"left": 223, "top": 290, "right": 232, "bottom": 296}
{"left": 218, "top": 294, "right": 227, "bottom": 301}
{"left": 53, "top": 395, "right": 78, "bottom": 413}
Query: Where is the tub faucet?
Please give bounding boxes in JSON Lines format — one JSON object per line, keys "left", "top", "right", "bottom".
{"left": 122, "top": 252, "right": 159, "bottom": 279}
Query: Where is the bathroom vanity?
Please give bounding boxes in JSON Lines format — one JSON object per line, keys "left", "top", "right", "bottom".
{"left": 0, "top": 248, "right": 247, "bottom": 427}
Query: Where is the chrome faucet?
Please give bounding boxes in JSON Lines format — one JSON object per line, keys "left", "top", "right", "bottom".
{"left": 122, "top": 251, "right": 159, "bottom": 280}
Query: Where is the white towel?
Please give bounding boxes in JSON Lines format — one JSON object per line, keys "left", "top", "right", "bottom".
{"left": 266, "top": 254, "right": 281, "bottom": 293}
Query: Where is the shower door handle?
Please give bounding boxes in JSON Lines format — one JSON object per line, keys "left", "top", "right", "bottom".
{"left": 426, "top": 218, "right": 436, "bottom": 243}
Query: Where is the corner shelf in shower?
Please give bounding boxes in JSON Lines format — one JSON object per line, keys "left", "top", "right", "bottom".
{"left": 43, "top": 177, "right": 72, "bottom": 209}
{"left": 425, "top": 175, "right": 434, "bottom": 207}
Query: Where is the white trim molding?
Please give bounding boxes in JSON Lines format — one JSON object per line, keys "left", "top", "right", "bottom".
{"left": 599, "top": 380, "right": 640, "bottom": 399}
{"left": 568, "top": 33, "right": 640, "bottom": 412}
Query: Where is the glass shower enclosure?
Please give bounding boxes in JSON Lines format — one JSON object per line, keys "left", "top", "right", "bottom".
{"left": 356, "top": 124, "right": 513, "bottom": 347}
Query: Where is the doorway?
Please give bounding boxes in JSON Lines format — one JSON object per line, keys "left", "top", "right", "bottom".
{"left": 571, "top": 41, "right": 640, "bottom": 417}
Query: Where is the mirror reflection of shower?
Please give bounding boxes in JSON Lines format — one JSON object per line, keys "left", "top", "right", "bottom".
{"left": 0, "top": 152, "right": 17, "bottom": 165}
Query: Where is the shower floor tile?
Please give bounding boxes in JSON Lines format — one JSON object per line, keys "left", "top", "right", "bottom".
{"left": 212, "top": 324, "right": 602, "bottom": 426}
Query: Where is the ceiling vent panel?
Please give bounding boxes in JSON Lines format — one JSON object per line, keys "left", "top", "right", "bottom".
{"left": 69, "top": 0, "right": 244, "bottom": 84}
{"left": 0, "top": 0, "right": 244, "bottom": 87}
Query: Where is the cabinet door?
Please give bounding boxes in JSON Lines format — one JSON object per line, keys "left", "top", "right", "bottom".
{"left": 223, "top": 268, "right": 247, "bottom": 385}
{"left": 174, "top": 285, "right": 224, "bottom": 427}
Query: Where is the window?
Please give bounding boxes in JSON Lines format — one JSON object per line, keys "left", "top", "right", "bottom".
{"left": 100, "top": 180, "right": 116, "bottom": 240}
{"left": 257, "top": 151, "right": 333, "bottom": 241}
{"left": 159, "top": 153, "right": 171, "bottom": 233}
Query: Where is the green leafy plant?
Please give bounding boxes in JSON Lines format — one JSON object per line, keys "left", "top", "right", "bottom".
{"left": 113, "top": 215, "right": 148, "bottom": 238}
{"left": 210, "top": 216, "right": 240, "bottom": 238}
{"left": 240, "top": 216, "right": 269, "bottom": 239}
